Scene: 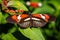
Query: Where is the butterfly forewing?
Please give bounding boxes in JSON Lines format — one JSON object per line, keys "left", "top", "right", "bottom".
{"left": 6, "top": 16, "right": 16, "bottom": 23}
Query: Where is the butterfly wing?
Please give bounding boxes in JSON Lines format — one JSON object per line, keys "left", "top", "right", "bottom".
{"left": 32, "top": 14, "right": 49, "bottom": 27}
{"left": 17, "top": 21, "right": 31, "bottom": 28}
{"left": 33, "top": 20, "right": 47, "bottom": 27}
{"left": 32, "top": 14, "right": 56, "bottom": 27}
{"left": 6, "top": 14, "right": 30, "bottom": 28}
{"left": 6, "top": 16, "right": 16, "bottom": 24}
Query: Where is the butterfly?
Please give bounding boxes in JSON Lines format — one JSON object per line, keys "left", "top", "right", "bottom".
{"left": 4, "top": 9, "right": 24, "bottom": 13}
{"left": 6, "top": 12, "right": 54, "bottom": 28}
{"left": 3, "top": 0, "right": 24, "bottom": 14}
{"left": 26, "top": 1, "right": 42, "bottom": 8}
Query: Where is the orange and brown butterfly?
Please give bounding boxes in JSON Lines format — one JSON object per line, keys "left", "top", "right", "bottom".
{"left": 2, "top": 0, "right": 24, "bottom": 15}
{"left": 4, "top": 9, "right": 24, "bottom": 14}
{"left": 6, "top": 12, "right": 55, "bottom": 28}
{"left": 26, "top": 1, "right": 42, "bottom": 8}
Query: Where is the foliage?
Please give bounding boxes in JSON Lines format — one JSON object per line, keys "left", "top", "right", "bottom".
{"left": 0, "top": 0, "right": 60, "bottom": 40}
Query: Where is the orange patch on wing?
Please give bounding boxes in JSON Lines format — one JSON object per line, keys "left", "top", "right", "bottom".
{"left": 44, "top": 14, "right": 50, "bottom": 22}
{"left": 11, "top": 15, "right": 18, "bottom": 22}
{"left": 18, "top": 10, "right": 24, "bottom": 12}
{"left": 20, "top": 14, "right": 29, "bottom": 19}
{"left": 9, "top": 10, "right": 15, "bottom": 13}
{"left": 15, "top": 10, "right": 24, "bottom": 12}
{"left": 32, "top": 14, "right": 41, "bottom": 18}
{"left": 44, "top": 14, "right": 50, "bottom": 20}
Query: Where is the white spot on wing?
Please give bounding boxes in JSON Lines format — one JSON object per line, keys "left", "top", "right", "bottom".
{"left": 17, "top": 15, "right": 21, "bottom": 22}
{"left": 40, "top": 14, "right": 45, "bottom": 20}
{"left": 24, "top": 18, "right": 30, "bottom": 21}
{"left": 32, "top": 18, "right": 40, "bottom": 21}
{"left": 24, "top": 18, "right": 40, "bottom": 21}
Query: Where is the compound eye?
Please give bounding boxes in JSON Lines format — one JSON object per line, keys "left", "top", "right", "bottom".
{"left": 38, "top": 3, "right": 42, "bottom": 7}
{"left": 26, "top": 1, "right": 30, "bottom": 6}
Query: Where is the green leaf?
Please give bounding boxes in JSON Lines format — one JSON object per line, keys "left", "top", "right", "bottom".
{"left": 0, "top": 0, "right": 2, "bottom": 4}
{"left": 48, "top": 21, "right": 55, "bottom": 29}
{"left": 56, "top": 32, "right": 60, "bottom": 40}
{"left": 31, "top": 28, "right": 45, "bottom": 40}
{"left": 8, "top": 26, "right": 17, "bottom": 33}
{"left": 32, "top": 5, "right": 55, "bottom": 14}
{"left": 44, "top": 29, "right": 53, "bottom": 36}
{"left": 7, "top": 1, "right": 28, "bottom": 11}
{"left": 0, "top": 12, "right": 2, "bottom": 24}
{"left": 1, "top": 33, "right": 17, "bottom": 40}
{"left": 1, "top": 13, "right": 9, "bottom": 24}
{"left": 18, "top": 27, "right": 45, "bottom": 40}
{"left": 48, "top": 1, "right": 60, "bottom": 16}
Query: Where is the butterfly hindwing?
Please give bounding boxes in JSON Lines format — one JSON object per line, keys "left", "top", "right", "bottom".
{"left": 18, "top": 21, "right": 31, "bottom": 28}
{"left": 33, "top": 21, "right": 47, "bottom": 27}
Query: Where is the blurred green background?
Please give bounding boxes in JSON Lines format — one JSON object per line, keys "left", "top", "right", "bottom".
{"left": 0, "top": 0, "right": 60, "bottom": 40}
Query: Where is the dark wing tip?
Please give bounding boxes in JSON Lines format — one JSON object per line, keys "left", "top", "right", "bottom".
{"left": 6, "top": 16, "right": 15, "bottom": 24}
{"left": 45, "top": 14, "right": 56, "bottom": 21}
{"left": 49, "top": 15, "right": 56, "bottom": 21}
